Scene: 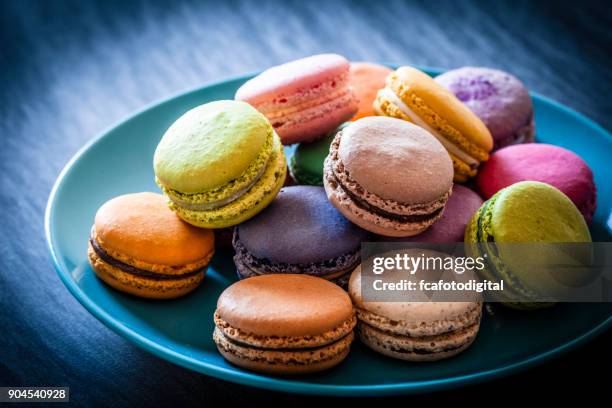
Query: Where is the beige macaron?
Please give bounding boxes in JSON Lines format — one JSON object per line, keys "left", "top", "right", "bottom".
{"left": 213, "top": 274, "right": 356, "bottom": 374}
{"left": 348, "top": 249, "right": 482, "bottom": 361}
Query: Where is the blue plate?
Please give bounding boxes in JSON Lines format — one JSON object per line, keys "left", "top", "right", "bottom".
{"left": 45, "top": 67, "right": 612, "bottom": 396}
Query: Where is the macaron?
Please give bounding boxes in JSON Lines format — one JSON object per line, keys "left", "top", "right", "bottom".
{"left": 465, "top": 181, "right": 592, "bottom": 308}
{"left": 349, "top": 62, "right": 393, "bottom": 120}
{"left": 153, "top": 100, "right": 286, "bottom": 228}
{"left": 323, "top": 116, "right": 454, "bottom": 237}
{"left": 476, "top": 144, "right": 597, "bottom": 223}
{"left": 435, "top": 67, "right": 535, "bottom": 150}
{"left": 374, "top": 66, "right": 493, "bottom": 182}
{"left": 349, "top": 251, "right": 483, "bottom": 361}
{"left": 233, "top": 186, "right": 370, "bottom": 287}
{"left": 213, "top": 274, "right": 356, "bottom": 374}
{"left": 289, "top": 123, "right": 349, "bottom": 186}
{"left": 235, "top": 54, "right": 358, "bottom": 145}
{"left": 379, "top": 185, "right": 483, "bottom": 243}
{"left": 88, "top": 192, "right": 215, "bottom": 299}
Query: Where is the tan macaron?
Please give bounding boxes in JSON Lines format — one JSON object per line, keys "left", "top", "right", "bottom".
{"left": 213, "top": 274, "right": 356, "bottom": 375}
{"left": 88, "top": 192, "right": 215, "bottom": 299}
{"left": 348, "top": 249, "right": 482, "bottom": 361}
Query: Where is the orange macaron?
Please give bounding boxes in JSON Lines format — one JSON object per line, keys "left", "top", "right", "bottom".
{"left": 88, "top": 192, "right": 215, "bottom": 299}
{"left": 349, "top": 62, "right": 393, "bottom": 120}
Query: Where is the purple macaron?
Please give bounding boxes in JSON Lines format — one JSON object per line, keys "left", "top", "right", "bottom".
{"left": 436, "top": 67, "right": 535, "bottom": 151}
{"left": 377, "top": 185, "right": 483, "bottom": 243}
{"left": 233, "top": 186, "right": 370, "bottom": 286}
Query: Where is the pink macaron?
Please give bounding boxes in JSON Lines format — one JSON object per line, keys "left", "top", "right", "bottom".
{"left": 235, "top": 54, "right": 358, "bottom": 145}
{"left": 376, "top": 185, "right": 483, "bottom": 243}
{"left": 477, "top": 144, "right": 597, "bottom": 222}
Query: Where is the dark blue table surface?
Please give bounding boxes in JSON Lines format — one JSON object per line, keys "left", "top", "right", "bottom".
{"left": 1, "top": 0, "right": 610, "bottom": 405}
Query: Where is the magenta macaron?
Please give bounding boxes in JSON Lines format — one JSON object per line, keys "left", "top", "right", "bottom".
{"left": 477, "top": 143, "right": 597, "bottom": 222}
{"left": 377, "top": 185, "right": 483, "bottom": 243}
{"left": 235, "top": 54, "right": 358, "bottom": 145}
{"left": 435, "top": 67, "right": 535, "bottom": 151}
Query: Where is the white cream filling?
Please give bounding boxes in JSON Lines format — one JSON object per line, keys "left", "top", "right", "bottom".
{"left": 379, "top": 87, "right": 480, "bottom": 167}
{"left": 170, "top": 158, "right": 269, "bottom": 211}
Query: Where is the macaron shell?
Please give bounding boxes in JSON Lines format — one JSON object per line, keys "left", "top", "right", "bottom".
{"left": 477, "top": 144, "right": 596, "bottom": 222}
{"left": 216, "top": 274, "right": 354, "bottom": 338}
{"left": 154, "top": 100, "right": 272, "bottom": 193}
{"left": 235, "top": 54, "right": 351, "bottom": 105}
{"left": 213, "top": 328, "right": 353, "bottom": 375}
{"left": 94, "top": 192, "right": 214, "bottom": 266}
{"left": 490, "top": 181, "right": 591, "bottom": 242}
{"left": 236, "top": 186, "right": 369, "bottom": 265}
{"left": 349, "top": 262, "right": 482, "bottom": 327}
{"left": 393, "top": 66, "right": 493, "bottom": 151}
{"left": 435, "top": 67, "right": 534, "bottom": 149}
{"left": 382, "top": 184, "right": 483, "bottom": 243}
{"left": 349, "top": 62, "right": 393, "bottom": 120}
{"left": 358, "top": 322, "right": 479, "bottom": 362}
{"left": 88, "top": 244, "right": 205, "bottom": 299}
{"left": 168, "top": 134, "right": 286, "bottom": 228}
{"left": 274, "top": 95, "right": 357, "bottom": 145}
{"left": 338, "top": 117, "right": 453, "bottom": 204}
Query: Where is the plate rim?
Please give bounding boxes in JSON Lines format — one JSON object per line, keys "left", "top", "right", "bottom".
{"left": 45, "top": 66, "right": 612, "bottom": 396}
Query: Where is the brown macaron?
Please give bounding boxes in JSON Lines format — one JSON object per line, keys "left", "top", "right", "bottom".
{"left": 88, "top": 192, "right": 215, "bottom": 299}
{"left": 323, "top": 116, "right": 454, "bottom": 237}
{"left": 213, "top": 274, "right": 356, "bottom": 375}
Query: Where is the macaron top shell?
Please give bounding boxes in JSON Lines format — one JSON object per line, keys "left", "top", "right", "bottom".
{"left": 94, "top": 192, "right": 214, "bottom": 266}
{"left": 477, "top": 144, "right": 596, "bottom": 222}
{"left": 235, "top": 54, "right": 350, "bottom": 105}
{"left": 338, "top": 116, "right": 453, "bottom": 204}
{"left": 387, "top": 185, "right": 483, "bottom": 243}
{"left": 489, "top": 181, "right": 591, "bottom": 242}
{"left": 435, "top": 67, "right": 533, "bottom": 144}
{"left": 392, "top": 66, "right": 493, "bottom": 152}
{"left": 216, "top": 274, "right": 354, "bottom": 337}
{"left": 349, "top": 62, "right": 393, "bottom": 120}
{"left": 153, "top": 100, "right": 272, "bottom": 193}
{"left": 349, "top": 252, "right": 480, "bottom": 323}
{"left": 237, "top": 186, "right": 369, "bottom": 264}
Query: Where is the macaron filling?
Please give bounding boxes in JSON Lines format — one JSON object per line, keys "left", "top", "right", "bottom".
{"left": 326, "top": 133, "right": 451, "bottom": 223}
{"left": 89, "top": 235, "right": 207, "bottom": 281}
{"left": 232, "top": 231, "right": 360, "bottom": 280}
{"left": 214, "top": 312, "right": 357, "bottom": 349}
{"left": 376, "top": 87, "right": 480, "bottom": 168}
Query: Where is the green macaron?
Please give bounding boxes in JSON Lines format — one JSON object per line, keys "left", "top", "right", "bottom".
{"left": 289, "top": 123, "right": 349, "bottom": 186}
{"left": 465, "top": 181, "right": 591, "bottom": 309}
{"left": 154, "top": 100, "right": 286, "bottom": 228}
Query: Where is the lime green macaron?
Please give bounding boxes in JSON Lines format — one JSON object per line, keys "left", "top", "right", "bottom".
{"left": 289, "top": 123, "right": 349, "bottom": 186}
{"left": 465, "top": 181, "right": 591, "bottom": 309}
{"left": 154, "top": 100, "right": 286, "bottom": 228}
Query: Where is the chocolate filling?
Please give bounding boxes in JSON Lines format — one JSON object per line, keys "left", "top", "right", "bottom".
{"left": 218, "top": 328, "right": 352, "bottom": 353}
{"left": 338, "top": 177, "right": 444, "bottom": 222}
{"left": 90, "top": 237, "right": 205, "bottom": 281}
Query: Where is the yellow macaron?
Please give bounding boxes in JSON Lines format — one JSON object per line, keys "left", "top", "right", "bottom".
{"left": 374, "top": 66, "right": 493, "bottom": 182}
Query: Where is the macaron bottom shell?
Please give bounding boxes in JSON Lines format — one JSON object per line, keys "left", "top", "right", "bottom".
{"left": 357, "top": 320, "right": 480, "bottom": 362}
{"left": 88, "top": 243, "right": 206, "bottom": 299}
{"left": 166, "top": 136, "right": 287, "bottom": 229}
{"left": 213, "top": 328, "right": 354, "bottom": 375}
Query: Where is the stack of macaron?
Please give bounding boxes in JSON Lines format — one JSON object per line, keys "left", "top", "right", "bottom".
{"left": 87, "top": 53, "right": 598, "bottom": 375}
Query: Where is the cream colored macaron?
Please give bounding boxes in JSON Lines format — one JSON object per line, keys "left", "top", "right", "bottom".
{"left": 348, "top": 249, "right": 483, "bottom": 361}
